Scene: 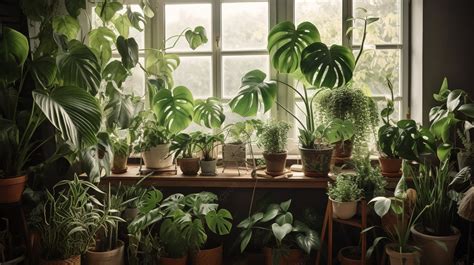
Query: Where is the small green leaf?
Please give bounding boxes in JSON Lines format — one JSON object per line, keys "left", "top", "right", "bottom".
{"left": 116, "top": 36, "right": 139, "bottom": 69}
{"left": 275, "top": 212, "right": 293, "bottom": 225}
{"left": 433, "top": 77, "right": 450, "bottom": 102}
{"left": 261, "top": 204, "right": 280, "bottom": 222}
{"left": 153, "top": 86, "right": 195, "bottom": 133}
{"left": 279, "top": 199, "right": 292, "bottom": 212}
{"left": 446, "top": 89, "right": 464, "bottom": 112}
{"left": 52, "top": 15, "right": 80, "bottom": 40}
{"left": 271, "top": 223, "right": 293, "bottom": 244}
{"left": 459, "top": 103, "right": 474, "bottom": 118}
{"left": 114, "top": 14, "right": 132, "bottom": 38}
{"left": 437, "top": 143, "right": 452, "bottom": 161}
{"left": 127, "top": 7, "right": 145, "bottom": 31}
{"left": 185, "top": 26, "right": 208, "bottom": 50}
{"left": 370, "top": 197, "right": 391, "bottom": 217}
{"left": 95, "top": 1, "right": 123, "bottom": 22}
{"left": 240, "top": 229, "right": 252, "bottom": 253}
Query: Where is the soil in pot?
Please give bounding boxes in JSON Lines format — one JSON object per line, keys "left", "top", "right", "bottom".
{"left": 143, "top": 143, "right": 173, "bottom": 169}
{"left": 0, "top": 175, "right": 27, "bottom": 204}
{"left": 263, "top": 247, "right": 304, "bottom": 265}
{"left": 385, "top": 243, "right": 420, "bottom": 265}
{"left": 112, "top": 154, "right": 128, "bottom": 174}
{"left": 338, "top": 246, "right": 361, "bottom": 265}
{"left": 160, "top": 255, "right": 187, "bottom": 265}
{"left": 39, "top": 255, "right": 81, "bottom": 265}
{"left": 200, "top": 159, "right": 217, "bottom": 176}
{"left": 410, "top": 225, "right": 460, "bottom": 265}
{"left": 299, "top": 145, "right": 333, "bottom": 177}
{"left": 263, "top": 151, "right": 287, "bottom": 176}
{"left": 330, "top": 198, "right": 358, "bottom": 220}
{"left": 192, "top": 245, "right": 223, "bottom": 265}
{"left": 379, "top": 157, "right": 402, "bottom": 177}
{"left": 86, "top": 240, "right": 124, "bottom": 265}
{"left": 179, "top": 157, "right": 200, "bottom": 176}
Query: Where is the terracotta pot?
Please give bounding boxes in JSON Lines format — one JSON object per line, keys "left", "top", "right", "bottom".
{"left": 244, "top": 251, "right": 265, "bottom": 265}
{"left": 112, "top": 154, "right": 128, "bottom": 174}
{"left": 179, "top": 157, "right": 200, "bottom": 176}
{"left": 333, "top": 140, "right": 353, "bottom": 159}
{"left": 299, "top": 145, "right": 333, "bottom": 177}
{"left": 222, "top": 143, "right": 246, "bottom": 162}
{"left": 263, "top": 151, "right": 287, "bottom": 176}
{"left": 143, "top": 143, "right": 173, "bottom": 169}
{"left": 39, "top": 255, "right": 81, "bottom": 265}
{"left": 410, "top": 225, "right": 460, "bottom": 265}
{"left": 385, "top": 243, "right": 420, "bottom": 265}
{"left": 263, "top": 247, "right": 304, "bottom": 265}
{"left": 160, "top": 255, "right": 187, "bottom": 265}
{"left": 330, "top": 198, "right": 358, "bottom": 220}
{"left": 379, "top": 157, "right": 402, "bottom": 177}
{"left": 338, "top": 246, "right": 361, "bottom": 265}
{"left": 0, "top": 175, "right": 27, "bottom": 203}
{"left": 192, "top": 245, "right": 223, "bottom": 265}
{"left": 200, "top": 160, "right": 217, "bottom": 175}
{"left": 86, "top": 240, "right": 124, "bottom": 265}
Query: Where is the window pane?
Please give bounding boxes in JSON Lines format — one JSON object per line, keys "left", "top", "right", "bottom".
{"left": 165, "top": 4, "right": 212, "bottom": 52}
{"left": 222, "top": 55, "right": 269, "bottom": 98}
{"left": 123, "top": 57, "right": 145, "bottom": 96}
{"left": 353, "top": 49, "right": 401, "bottom": 96}
{"left": 173, "top": 56, "right": 212, "bottom": 98}
{"left": 221, "top": 1, "right": 268, "bottom": 50}
{"left": 353, "top": 0, "right": 401, "bottom": 44}
{"left": 295, "top": 0, "right": 342, "bottom": 45}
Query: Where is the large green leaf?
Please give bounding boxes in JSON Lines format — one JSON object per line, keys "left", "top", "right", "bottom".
{"left": 56, "top": 41, "right": 101, "bottom": 95}
{"left": 52, "top": 15, "right": 80, "bottom": 40}
{"left": 105, "top": 92, "right": 135, "bottom": 129}
{"left": 229, "top": 70, "right": 277, "bottom": 117}
{"left": 117, "top": 36, "right": 138, "bottom": 69}
{"left": 127, "top": 7, "right": 145, "bottom": 31}
{"left": 205, "top": 209, "right": 233, "bottom": 235}
{"left": 370, "top": 196, "right": 391, "bottom": 217}
{"left": 0, "top": 27, "right": 29, "bottom": 86}
{"left": 183, "top": 219, "right": 207, "bottom": 251}
{"left": 102, "top": 60, "right": 129, "bottom": 86}
{"left": 88, "top": 27, "right": 116, "bottom": 66}
{"left": 300, "top": 43, "right": 355, "bottom": 88}
{"left": 268, "top": 21, "right": 320, "bottom": 73}
{"left": 153, "top": 86, "right": 194, "bottom": 133}
{"left": 193, "top": 97, "right": 225, "bottom": 129}
{"left": 185, "top": 26, "right": 208, "bottom": 50}
{"left": 145, "top": 50, "right": 179, "bottom": 88}
{"left": 32, "top": 86, "right": 101, "bottom": 148}
{"left": 239, "top": 229, "right": 252, "bottom": 253}
{"left": 113, "top": 14, "right": 131, "bottom": 38}
{"left": 459, "top": 103, "right": 474, "bottom": 118}
{"left": 30, "top": 56, "right": 57, "bottom": 88}
{"left": 95, "top": 1, "right": 123, "bottom": 22}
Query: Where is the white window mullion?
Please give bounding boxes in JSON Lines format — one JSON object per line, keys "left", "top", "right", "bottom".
{"left": 214, "top": 0, "right": 222, "bottom": 98}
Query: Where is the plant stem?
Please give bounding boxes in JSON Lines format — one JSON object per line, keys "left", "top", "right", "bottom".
{"left": 354, "top": 19, "right": 368, "bottom": 68}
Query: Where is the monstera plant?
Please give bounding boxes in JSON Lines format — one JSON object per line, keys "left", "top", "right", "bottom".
{"left": 0, "top": 27, "right": 101, "bottom": 203}
{"left": 230, "top": 12, "right": 377, "bottom": 177}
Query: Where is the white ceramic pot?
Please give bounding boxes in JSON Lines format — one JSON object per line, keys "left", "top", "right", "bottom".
{"left": 142, "top": 143, "right": 173, "bottom": 169}
{"left": 200, "top": 160, "right": 217, "bottom": 175}
{"left": 330, "top": 198, "right": 358, "bottom": 220}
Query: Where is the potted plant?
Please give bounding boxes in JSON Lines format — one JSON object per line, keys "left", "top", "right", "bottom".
{"left": 257, "top": 121, "right": 291, "bottom": 176}
{"left": 195, "top": 132, "right": 224, "bottom": 175}
{"left": 327, "top": 175, "right": 362, "bottom": 220}
{"left": 366, "top": 175, "right": 429, "bottom": 265}
{"left": 352, "top": 155, "right": 387, "bottom": 200}
{"left": 86, "top": 185, "right": 126, "bottom": 265}
{"left": 134, "top": 117, "right": 173, "bottom": 169}
{"left": 171, "top": 132, "right": 201, "bottom": 176}
{"left": 0, "top": 27, "right": 102, "bottom": 203}
{"left": 33, "top": 177, "right": 121, "bottom": 265}
{"left": 238, "top": 199, "right": 319, "bottom": 265}
{"left": 111, "top": 135, "right": 130, "bottom": 174}
{"left": 158, "top": 217, "right": 189, "bottom": 265}
{"left": 230, "top": 12, "right": 378, "bottom": 177}
{"left": 318, "top": 119, "right": 355, "bottom": 166}
{"left": 222, "top": 119, "right": 262, "bottom": 167}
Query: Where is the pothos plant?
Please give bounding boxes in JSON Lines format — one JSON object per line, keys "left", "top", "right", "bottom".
{"left": 229, "top": 10, "right": 378, "bottom": 149}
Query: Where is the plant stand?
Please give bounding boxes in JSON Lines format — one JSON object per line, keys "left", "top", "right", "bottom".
{"left": 0, "top": 202, "right": 30, "bottom": 264}
{"left": 316, "top": 199, "right": 367, "bottom": 265}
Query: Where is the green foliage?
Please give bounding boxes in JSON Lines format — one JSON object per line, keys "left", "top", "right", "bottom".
{"left": 88, "top": 27, "right": 116, "bottom": 66}
{"left": 193, "top": 97, "right": 225, "bottom": 129}
{"left": 327, "top": 175, "right": 362, "bottom": 202}
{"left": 116, "top": 36, "right": 139, "bottom": 69}
{"left": 317, "top": 118, "right": 354, "bottom": 145}
{"left": 195, "top": 132, "right": 224, "bottom": 161}
{"left": 133, "top": 118, "right": 171, "bottom": 152}
{"left": 257, "top": 121, "right": 291, "bottom": 153}
{"left": 351, "top": 155, "right": 386, "bottom": 200}
{"left": 111, "top": 135, "right": 130, "bottom": 157}
{"left": 52, "top": 15, "right": 80, "bottom": 40}
{"left": 378, "top": 77, "right": 402, "bottom": 158}
{"left": 0, "top": 27, "right": 28, "bottom": 86}
{"left": 237, "top": 199, "right": 319, "bottom": 256}
{"left": 171, "top": 132, "right": 200, "bottom": 158}
{"left": 152, "top": 86, "right": 195, "bottom": 134}
{"left": 95, "top": 1, "right": 123, "bottom": 22}
{"left": 185, "top": 26, "right": 208, "bottom": 50}
{"left": 225, "top": 119, "right": 263, "bottom": 144}
{"left": 229, "top": 70, "right": 277, "bottom": 117}
{"left": 316, "top": 86, "right": 378, "bottom": 151}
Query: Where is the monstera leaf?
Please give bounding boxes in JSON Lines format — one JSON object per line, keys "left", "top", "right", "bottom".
{"left": 88, "top": 26, "right": 116, "bottom": 66}
{"left": 153, "top": 86, "right": 194, "bottom": 133}
{"left": 102, "top": 60, "right": 129, "bottom": 86}
{"left": 104, "top": 92, "right": 134, "bottom": 129}
{"left": 185, "top": 26, "right": 208, "bottom": 50}
{"left": 0, "top": 27, "right": 29, "bottom": 86}
{"left": 127, "top": 7, "right": 145, "bottom": 31}
{"left": 32, "top": 86, "right": 101, "bottom": 148}
{"left": 205, "top": 209, "right": 233, "bottom": 235}
{"left": 95, "top": 1, "right": 123, "bottom": 22}
{"left": 145, "top": 50, "right": 179, "bottom": 88}
{"left": 193, "top": 97, "right": 225, "bottom": 129}
{"left": 300, "top": 43, "right": 355, "bottom": 88}
{"left": 117, "top": 36, "right": 138, "bottom": 69}
{"left": 229, "top": 70, "right": 277, "bottom": 117}
{"left": 52, "top": 15, "right": 80, "bottom": 40}
{"left": 56, "top": 41, "right": 101, "bottom": 95}
{"left": 268, "top": 21, "right": 320, "bottom": 73}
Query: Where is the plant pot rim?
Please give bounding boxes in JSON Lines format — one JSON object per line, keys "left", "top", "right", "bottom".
{"left": 0, "top": 175, "right": 27, "bottom": 182}
{"left": 180, "top": 157, "right": 200, "bottom": 160}
{"left": 411, "top": 224, "right": 460, "bottom": 238}
{"left": 160, "top": 254, "right": 188, "bottom": 260}
{"left": 329, "top": 197, "right": 360, "bottom": 203}
{"left": 384, "top": 243, "right": 419, "bottom": 254}
{"left": 87, "top": 240, "right": 124, "bottom": 254}
{"left": 225, "top": 142, "right": 245, "bottom": 145}
{"left": 41, "top": 255, "right": 81, "bottom": 262}
{"left": 200, "top": 158, "right": 217, "bottom": 162}
{"left": 263, "top": 150, "right": 288, "bottom": 155}
{"left": 379, "top": 156, "right": 402, "bottom": 160}
{"left": 299, "top": 145, "right": 332, "bottom": 151}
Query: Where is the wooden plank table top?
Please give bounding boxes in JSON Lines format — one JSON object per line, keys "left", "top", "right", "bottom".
{"left": 96, "top": 165, "right": 405, "bottom": 189}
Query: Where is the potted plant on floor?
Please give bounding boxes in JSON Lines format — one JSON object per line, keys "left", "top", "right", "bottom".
{"left": 257, "top": 121, "right": 291, "bottom": 176}
{"left": 366, "top": 175, "right": 429, "bottom": 265}
{"left": 195, "top": 132, "right": 224, "bottom": 176}
{"left": 158, "top": 217, "right": 189, "bottom": 265}
{"left": 0, "top": 27, "right": 102, "bottom": 203}
{"left": 327, "top": 175, "right": 362, "bottom": 220}
{"left": 230, "top": 13, "right": 378, "bottom": 177}
{"left": 171, "top": 132, "right": 201, "bottom": 176}
{"left": 33, "top": 177, "right": 120, "bottom": 265}
{"left": 318, "top": 119, "right": 354, "bottom": 166}
{"left": 238, "top": 199, "right": 319, "bottom": 265}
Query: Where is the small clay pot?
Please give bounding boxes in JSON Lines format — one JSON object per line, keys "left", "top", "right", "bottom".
{"left": 192, "top": 245, "right": 223, "bottom": 265}
{"left": 379, "top": 157, "right": 402, "bottom": 177}
{"left": 86, "top": 240, "right": 124, "bottom": 265}
{"left": 112, "top": 154, "right": 128, "bottom": 174}
{"left": 338, "top": 246, "right": 361, "bottom": 265}
{"left": 263, "top": 151, "right": 287, "bottom": 176}
{"left": 160, "top": 255, "right": 187, "bottom": 265}
{"left": 385, "top": 243, "right": 420, "bottom": 265}
{"left": 179, "top": 157, "right": 200, "bottom": 176}
{"left": 0, "top": 175, "right": 27, "bottom": 203}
